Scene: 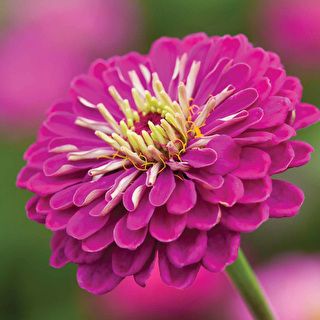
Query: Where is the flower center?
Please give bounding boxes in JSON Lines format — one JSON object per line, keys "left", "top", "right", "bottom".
{"left": 73, "top": 61, "right": 235, "bottom": 177}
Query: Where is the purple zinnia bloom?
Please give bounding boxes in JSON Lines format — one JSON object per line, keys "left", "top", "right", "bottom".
{"left": 17, "top": 33, "right": 320, "bottom": 294}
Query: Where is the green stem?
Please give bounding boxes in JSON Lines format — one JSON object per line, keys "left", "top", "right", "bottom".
{"left": 226, "top": 249, "right": 276, "bottom": 320}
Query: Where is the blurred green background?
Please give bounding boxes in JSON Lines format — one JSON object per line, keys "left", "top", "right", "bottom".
{"left": 0, "top": 0, "right": 319, "bottom": 319}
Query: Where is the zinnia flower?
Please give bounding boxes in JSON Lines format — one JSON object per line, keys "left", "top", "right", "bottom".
{"left": 0, "top": 0, "right": 140, "bottom": 133}
{"left": 229, "top": 254, "right": 320, "bottom": 319}
{"left": 17, "top": 33, "right": 320, "bottom": 294}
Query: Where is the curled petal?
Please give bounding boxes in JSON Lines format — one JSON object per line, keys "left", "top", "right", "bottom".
{"left": 267, "top": 180, "right": 304, "bottom": 218}
{"left": 181, "top": 148, "right": 217, "bottom": 168}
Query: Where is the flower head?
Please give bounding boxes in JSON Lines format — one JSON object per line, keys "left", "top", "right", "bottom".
{"left": 17, "top": 33, "right": 320, "bottom": 294}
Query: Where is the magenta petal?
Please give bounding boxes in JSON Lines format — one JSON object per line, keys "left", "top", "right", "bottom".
{"left": 166, "top": 229, "right": 207, "bottom": 267}
{"left": 77, "top": 250, "right": 123, "bottom": 295}
{"left": 202, "top": 226, "right": 240, "bottom": 272}
{"left": 200, "top": 174, "right": 244, "bottom": 207}
{"left": 81, "top": 215, "right": 120, "bottom": 253}
{"left": 46, "top": 208, "right": 74, "bottom": 231}
{"left": 113, "top": 215, "right": 148, "bottom": 250}
{"left": 66, "top": 202, "right": 109, "bottom": 240}
{"left": 239, "top": 176, "right": 272, "bottom": 204}
{"left": 294, "top": 103, "right": 320, "bottom": 130}
{"left": 64, "top": 237, "right": 102, "bottom": 264}
{"left": 252, "top": 96, "right": 290, "bottom": 129}
{"left": 187, "top": 200, "right": 221, "bottom": 230}
{"left": 25, "top": 196, "right": 45, "bottom": 224}
{"left": 267, "top": 180, "right": 304, "bottom": 218}
{"left": 158, "top": 248, "right": 200, "bottom": 289}
{"left": 123, "top": 173, "right": 146, "bottom": 211}
{"left": 50, "top": 184, "right": 80, "bottom": 210}
{"left": 221, "top": 202, "right": 269, "bottom": 232}
{"left": 289, "top": 141, "right": 314, "bottom": 168}
{"left": 73, "top": 173, "right": 120, "bottom": 207}
{"left": 186, "top": 170, "right": 224, "bottom": 190}
{"left": 232, "top": 147, "right": 271, "bottom": 179}
{"left": 49, "top": 231, "right": 70, "bottom": 268}
{"left": 150, "top": 207, "right": 187, "bottom": 242}
{"left": 112, "top": 236, "right": 155, "bottom": 277}
{"left": 127, "top": 192, "right": 155, "bottom": 230}
{"left": 263, "top": 142, "right": 294, "bottom": 174}
{"left": 166, "top": 179, "right": 197, "bottom": 214}
{"left": 134, "top": 249, "right": 156, "bottom": 287}
{"left": 207, "top": 135, "right": 241, "bottom": 175}
{"left": 181, "top": 148, "right": 217, "bottom": 168}
{"left": 149, "top": 168, "right": 175, "bottom": 206}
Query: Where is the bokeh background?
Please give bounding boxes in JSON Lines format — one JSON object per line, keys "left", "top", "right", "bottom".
{"left": 0, "top": 0, "right": 319, "bottom": 319}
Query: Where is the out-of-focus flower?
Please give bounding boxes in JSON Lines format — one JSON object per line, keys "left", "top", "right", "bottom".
{"left": 94, "top": 265, "right": 228, "bottom": 319}
{"left": 259, "top": 0, "right": 320, "bottom": 69}
{"left": 0, "top": 0, "right": 140, "bottom": 133}
{"left": 17, "top": 33, "right": 319, "bottom": 294}
{"left": 229, "top": 254, "right": 320, "bottom": 320}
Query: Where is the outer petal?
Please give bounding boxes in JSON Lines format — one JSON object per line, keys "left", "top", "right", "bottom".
{"left": 263, "top": 142, "right": 294, "bottom": 174}
{"left": 187, "top": 200, "right": 221, "bottom": 231}
{"left": 202, "top": 226, "right": 240, "bottom": 272}
{"left": 232, "top": 147, "right": 271, "bottom": 179}
{"left": 199, "top": 174, "right": 244, "bottom": 207}
{"left": 238, "top": 177, "right": 272, "bottom": 204}
{"left": 112, "top": 236, "right": 155, "bottom": 277}
{"left": 150, "top": 207, "right": 187, "bottom": 242}
{"left": 221, "top": 203, "right": 269, "bottom": 232}
{"left": 66, "top": 201, "right": 109, "bottom": 240}
{"left": 158, "top": 248, "right": 200, "bottom": 289}
{"left": 113, "top": 215, "right": 148, "bottom": 250}
{"left": 166, "top": 229, "right": 207, "bottom": 267}
{"left": 49, "top": 231, "right": 70, "bottom": 268}
{"left": 77, "top": 250, "right": 123, "bottom": 295}
{"left": 289, "top": 141, "right": 314, "bottom": 167}
{"left": 134, "top": 249, "right": 156, "bottom": 287}
{"left": 166, "top": 179, "right": 197, "bottom": 214}
{"left": 294, "top": 103, "right": 320, "bottom": 130}
{"left": 267, "top": 180, "right": 304, "bottom": 218}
